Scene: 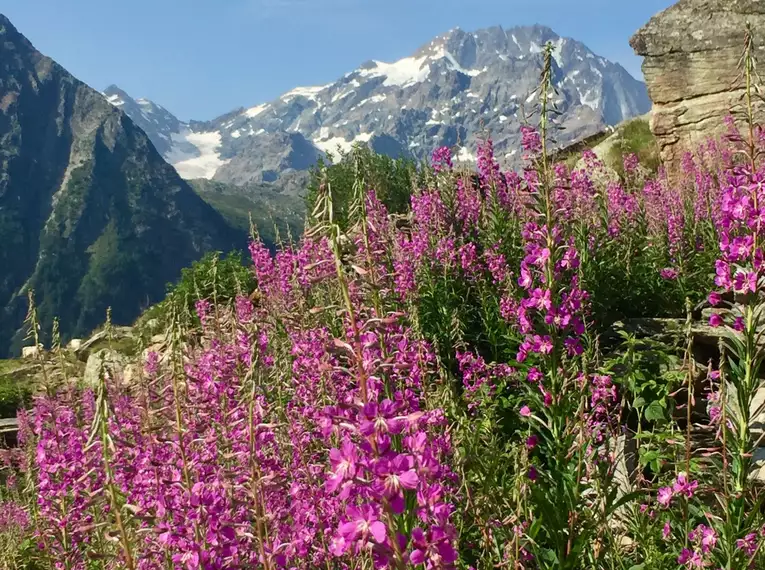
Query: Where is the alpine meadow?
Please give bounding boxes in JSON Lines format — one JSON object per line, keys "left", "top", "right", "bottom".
{"left": 5, "top": 1, "right": 765, "bottom": 569}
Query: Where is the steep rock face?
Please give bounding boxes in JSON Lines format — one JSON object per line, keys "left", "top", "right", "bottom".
{"left": 630, "top": 0, "right": 765, "bottom": 176}
{"left": 110, "top": 25, "right": 651, "bottom": 186}
{"left": 0, "top": 14, "right": 238, "bottom": 356}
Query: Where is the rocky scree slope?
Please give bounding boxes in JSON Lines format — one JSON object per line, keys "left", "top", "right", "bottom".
{"left": 107, "top": 25, "right": 651, "bottom": 186}
{"left": 0, "top": 14, "right": 240, "bottom": 357}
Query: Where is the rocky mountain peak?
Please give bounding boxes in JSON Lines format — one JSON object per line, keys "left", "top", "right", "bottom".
{"left": 102, "top": 84, "right": 185, "bottom": 156}
{"left": 107, "top": 24, "right": 651, "bottom": 186}
{"left": 0, "top": 13, "right": 28, "bottom": 45}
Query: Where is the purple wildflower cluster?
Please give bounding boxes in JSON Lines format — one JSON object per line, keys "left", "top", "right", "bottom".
{"left": 6, "top": 111, "right": 765, "bottom": 570}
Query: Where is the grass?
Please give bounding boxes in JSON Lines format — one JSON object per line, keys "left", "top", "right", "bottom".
{"left": 551, "top": 128, "right": 615, "bottom": 170}
{"left": 605, "top": 117, "right": 660, "bottom": 176}
{"left": 550, "top": 117, "right": 659, "bottom": 176}
{"left": 0, "top": 359, "right": 37, "bottom": 418}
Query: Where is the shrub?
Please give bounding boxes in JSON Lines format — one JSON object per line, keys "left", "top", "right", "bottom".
{"left": 136, "top": 249, "right": 255, "bottom": 334}
{"left": 306, "top": 144, "right": 423, "bottom": 230}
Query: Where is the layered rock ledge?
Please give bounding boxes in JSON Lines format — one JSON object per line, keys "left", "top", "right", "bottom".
{"left": 631, "top": 0, "right": 765, "bottom": 177}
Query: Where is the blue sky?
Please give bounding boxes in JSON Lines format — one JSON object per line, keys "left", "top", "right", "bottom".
{"left": 1, "top": 0, "right": 674, "bottom": 121}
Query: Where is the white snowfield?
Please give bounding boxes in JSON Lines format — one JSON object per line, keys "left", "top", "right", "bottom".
{"left": 313, "top": 132, "right": 374, "bottom": 161}
{"left": 166, "top": 130, "right": 229, "bottom": 180}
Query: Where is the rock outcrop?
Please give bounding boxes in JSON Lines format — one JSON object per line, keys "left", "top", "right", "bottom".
{"left": 630, "top": 0, "right": 765, "bottom": 177}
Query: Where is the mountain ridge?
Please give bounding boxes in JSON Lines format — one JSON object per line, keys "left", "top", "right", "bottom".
{"left": 105, "top": 23, "right": 651, "bottom": 186}
{"left": 0, "top": 13, "right": 240, "bottom": 356}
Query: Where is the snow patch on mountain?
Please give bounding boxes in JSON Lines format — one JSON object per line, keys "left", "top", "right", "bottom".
{"left": 360, "top": 56, "right": 432, "bottom": 88}
{"left": 168, "top": 131, "right": 229, "bottom": 180}
{"left": 435, "top": 48, "right": 484, "bottom": 76}
{"left": 313, "top": 131, "right": 374, "bottom": 159}
{"left": 245, "top": 104, "right": 269, "bottom": 118}
{"left": 107, "top": 24, "right": 651, "bottom": 184}
{"left": 281, "top": 85, "right": 328, "bottom": 101}
{"left": 456, "top": 146, "right": 476, "bottom": 163}
{"left": 552, "top": 37, "right": 566, "bottom": 67}
{"left": 106, "top": 94, "right": 124, "bottom": 106}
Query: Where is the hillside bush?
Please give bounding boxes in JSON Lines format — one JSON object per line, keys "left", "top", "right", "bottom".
{"left": 136, "top": 250, "right": 256, "bottom": 335}
{"left": 605, "top": 117, "right": 661, "bottom": 178}
{"left": 306, "top": 144, "right": 424, "bottom": 230}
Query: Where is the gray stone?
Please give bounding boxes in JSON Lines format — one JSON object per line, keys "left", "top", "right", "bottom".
{"left": 83, "top": 349, "right": 128, "bottom": 388}
{"left": 631, "top": 0, "right": 765, "bottom": 180}
{"left": 21, "top": 345, "right": 41, "bottom": 359}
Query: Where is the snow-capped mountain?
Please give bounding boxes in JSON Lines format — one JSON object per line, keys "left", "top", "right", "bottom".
{"left": 106, "top": 25, "right": 651, "bottom": 185}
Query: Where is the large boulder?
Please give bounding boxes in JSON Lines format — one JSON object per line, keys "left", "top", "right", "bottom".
{"left": 83, "top": 349, "right": 128, "bottom": 388}
{"left": 21, "top": 345, "right": 41, "bottom": 359}
{"left": 630, "top": 0, "right": 765, "bottom": 179}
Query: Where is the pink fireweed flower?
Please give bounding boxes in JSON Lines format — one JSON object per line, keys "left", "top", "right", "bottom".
{"left": 715, "top": 260, "right": 732, "bottom": 289}
{"left": 700, "top": 525, "right": 717, "bottom": 553}
{"left": 526, "top": 435, "right": 539, "bottom": 450}
{"left": 673, "top": 472, "right": 699, "bottom": 498}
{"left": 660, "top": 267, "right": 679, "bottom": 280}
{"left": 431, "top": 146, "right": 453, "bottom": 172}
{"left": 657, "top": 486, "right": 673, "bottom": 507}
{"left": 144, "top": 351, "right": 159, "bottom": 376}
{"left": 677, "top": 548, "right": 704, "bottom": 567}
{"left": 195, "top": 298, "right": 212, "bottom": 325}
{"left": 458, "top": 242, "right": 479, "bottom": 275}
{"left": 737, "top": 532, "right": 758, "bottom": 556}
{"left": 359, "top": 400, "right": 405, "bottom": 436}
{"left": 519, "top": 405, "right": 532, "bottom": 418}
{"left": 374, "top": 454, "right": 419, "bottom": 510}
{"left": 337, "top": 504, "right": 387, "bottom": 546}
{"left": 623, "top": 152, "right": 639, "bottom": 174}
{"left": 518, "top": 266, "right": 533, "bottom": 289}
{"left": 520, "top": 126, "right": 542, "bottom": 156}
{"left": 663, "top": 520, "right": 671, "bottom": 540}
{"left": 483, "top": 246, "right": 509, "bottom": 284}
{"left": 709, "top": 313, "right": 724, "bottom": 327}
{"left": 410, "top": 526, "right": 458, "bottom": 566}
{"left": 327, "top": 439, "right": 358, "bottom": 494}
{"left": 734, "top": 270, "right": 758, "bottom": 293}
{"left": 0, "top": 501, "right": 30, "bottom": 533}
{"left": 527, "top": 367, "right": 543, "bottom": 383}
{"left": 235, "top": 295, "right": 254, "bottom": 323}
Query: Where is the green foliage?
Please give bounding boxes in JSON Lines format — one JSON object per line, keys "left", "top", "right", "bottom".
{"left": 552, "top": 129, "right": 615, "bottom": 171}
{"left": 189, "top": 178, "right": 305, "bottom": 247}
{"left": 605, "top": 118, "right": 661, "bottom": 176}
{"left": 306, "top": 144, "right": 422, "bottom": 230}
{"left": 0, "top": 360, "right": 34, "bottom": 417}
{"left": 76, "top": 220, "right": 145, "bottom": 332}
